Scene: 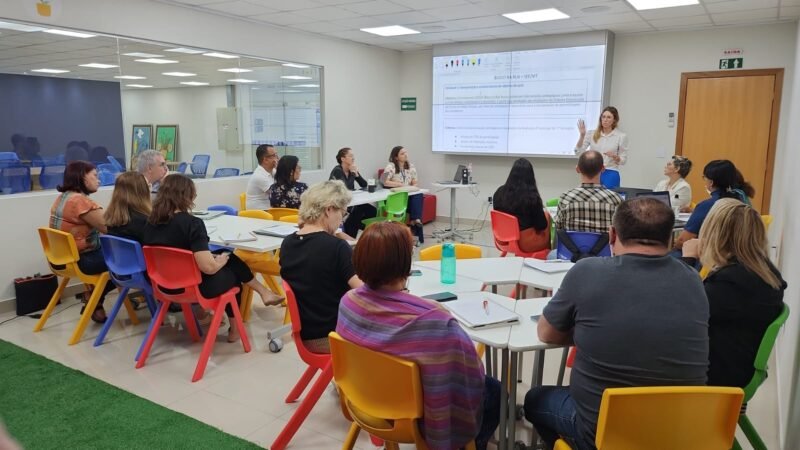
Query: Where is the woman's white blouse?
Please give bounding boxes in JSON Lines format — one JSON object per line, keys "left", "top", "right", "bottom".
{"left": 574, "top": 128, "right": 629, "bottom": 170}
{"left": 654, "top": 177, "right": 692, "bottom": 210}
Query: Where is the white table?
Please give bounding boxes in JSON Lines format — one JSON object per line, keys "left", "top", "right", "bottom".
{"left": 348, "top": 187, "right": 426, "bottom": 207}
{"left": 414, "top": 257, "right": 525, "bottom": 295}
{"left": 407, "top": 263, "right": 485, "bottom": 296}
{"left": 518, "top": 259, "right": 570, "bottom": 291}
{"left": 431, "top": 182, "right": 476, "bottom": 242}
{"left": 202, "top": 214, "right": 286, "bottom": 253}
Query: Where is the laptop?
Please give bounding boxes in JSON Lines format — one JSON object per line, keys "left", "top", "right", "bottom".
{"left": 634, "top": 191, "right": 687, "bottom": 228}
{"left": 437, "top": 165, "right": 466, "bottom": 185}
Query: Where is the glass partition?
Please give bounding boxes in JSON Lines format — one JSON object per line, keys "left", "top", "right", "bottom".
{"left": 0, "top": 19, "right": 323, "bottom": 192}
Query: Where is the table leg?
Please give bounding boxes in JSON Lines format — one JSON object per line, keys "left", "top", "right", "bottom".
{"left": 528, "top": 350, "right": 547, "bottom": 449}
{"left": 449, "top": 186, "right": 457, "bottom": 235}
{"left": 499, "top": 348, "right": 510, "bottom": 450}
{"left": 485, "top": 346, "right": 494, "bottom": 378}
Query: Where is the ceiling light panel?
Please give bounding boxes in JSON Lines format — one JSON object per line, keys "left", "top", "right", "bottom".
{"left": 164, "top": 47, "right": 205, "bottom": 54}
{"left": 282, "top": 63, "right": 309, "bottom": 68}
{"left": 502, "top": 8, "right": 570, "bottom": 24}
{"left": 204, "top": 52, "right": 238, "bottom": 59}
{"left": 114, "top": 75, "right": 146, "bottom": 80}
{"left": 162, "top": 72, "right": 196, "bottom": 77}
{"left": 627, "top": 0, "right": 699, "bottom": 10}
{"left": 31, "top": 68, "right": 70, "bottom": 73}
{"left": 79, "top": 63, "right": 119, "bottom": 69}
{"left": 291, "top": 84, "right": 319, "bottom": 88}
{"left": 43, "top": 29, "right": 96, "bottom": 38}
{"left": 122, "top": 52, "right": 163, "bottom": 58}
{"left": 218, "top": 68, "right": 253, "bottom": 73}
{"left": 135, "top": 58, "right": 178, "bottom": 64}
{"left": 126, "top": 84, "right": 152, "bottom": 88}
{"left": 280, "top": 75, "right": 312, "bottom": 80}
{"left": 360, "top": 25, "right": 420, "bottom": 36}
{"left": 180, "top": 81, "right": 210, "bottom": 86}
{"left": 227, "top": 78, "right": 258, "bottom": 83}
{"left": 0, "top": 21, "right": 44, "bottom": 32}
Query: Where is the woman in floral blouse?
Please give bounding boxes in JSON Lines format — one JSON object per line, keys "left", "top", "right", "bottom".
{"left": 269, "top": 155, "right": 307, "bottom": 209}
{"left": 382, "top": 145, "right": 424, "bottom": 243}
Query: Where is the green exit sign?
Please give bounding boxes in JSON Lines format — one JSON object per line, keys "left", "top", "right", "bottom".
{"left": 401, "top": 97, "right": 416, "bottom": 111}
{"left": 719, "top": 58, "right": 744, "bottom": 70}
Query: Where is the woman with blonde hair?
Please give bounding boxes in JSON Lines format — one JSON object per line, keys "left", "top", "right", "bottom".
{"left": 682, "top": 198, "right": 786, "bottom": 388}
{"left": 575, "top": 106, "right": 628, "bottom": 188}
{"left": 105, "top": 172, "right": 152, "bottom": 242}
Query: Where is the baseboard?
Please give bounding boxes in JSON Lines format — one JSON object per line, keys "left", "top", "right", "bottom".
{"left": 0, "top": 282, "right": 91, "bottom": 315}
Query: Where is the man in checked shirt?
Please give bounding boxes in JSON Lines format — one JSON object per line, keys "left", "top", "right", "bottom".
{"left": 554, "top": 150, "right": 623, "bottom": 234}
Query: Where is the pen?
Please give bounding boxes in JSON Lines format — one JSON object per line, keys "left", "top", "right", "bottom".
{"left": 482, "top": 299, "right": 490, "bottom": 315}
{"left": 544, "top": 259, "right": 570, "bottom": 263}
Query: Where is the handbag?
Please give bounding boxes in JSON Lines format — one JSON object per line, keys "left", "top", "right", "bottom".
{"left": 14, "top": 273, "right": 58, "bottom": 316}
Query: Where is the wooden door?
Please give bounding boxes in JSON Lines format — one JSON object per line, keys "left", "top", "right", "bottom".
{"left": 676, "top": 69, "right": 783, "bottom": 213}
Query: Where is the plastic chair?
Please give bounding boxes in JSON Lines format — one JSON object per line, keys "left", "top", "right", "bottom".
{"left": 39, "top": 164, "right": 66, "bottom": 190}
{"left": 239, "top": 192, "right": 246, "bottom": 211}
{"left": 239, "top": 209, "right": 274, "bottom": 220}
{"left": 138, "top": 246, "right": 250, "bottom": 382}
{"left": 545, "top": 198, "right": 559, "bottom": 207}
{"left": 761, "top": 215, "right": 773, "bottom": 230}
{"left": 420, "top": 243, "right": 482, "bottom": 261}
{"left": 1, "top": 166, "right": 31, "bottom": 193}
{"left": 213, "top": 167, "right": 240, "bottom": 178}
{"left": 362, "top": 191, "right": 408, "bottom": 227}
{"left": 329, "top": 332, "right": 477, "bottom": 450}
{"left": 34, "top": 228, "right": 132, "bottom": 345}
{"left": 555, "top": 231, "right": 611, "bottom": 261}
{"left": 95, "top": 235, "right": 157, "bottom": 350}
{"left": 107, "top": 155, "right": 125, "bottom": 172}
{"left": 490, "top": 210, "right": 550, "bottom": 259}
{"left": 732, "top": 303, "right": 789, "bottom": 450}
{"left": 96, "top": 162, "right": 117, "bottom": 174}
{"left": 235, "top": 209, "right": 281, "bottom": 322}
{"left": 176, "top": 162, "right": 188, "bottom": 174}
{"left": 208, "top": 204, "right": 238, "bottom": 216}
{"left": 267, "top": 207, "right": 300, "bottom": 221}
{"left": 279, "top": 215, "right": 299, "bottom": 224}
{"left": 96, "top": 166, "right": 116, "bottom": 186}
{"left": 0, "top": 152, "right": 19, "bottom": 162}
{"left": 189, "top": 154, "right": 210, "bottom": 178}
{"left": 555, "top": 386, "right": 743, "bottom": 450}
{"left": 270, "top": 281, "right": 333, "bottom": 450}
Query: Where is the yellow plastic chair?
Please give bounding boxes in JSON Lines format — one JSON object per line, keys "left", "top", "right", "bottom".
{"left": 419, "top": 243, "right": 482, "bottom": 261}
{"left": 329, "top": 332, "right": 476, "bottom": 450}
{"left": 268, "top": 207, "right": 300, "bottom": 221}
{"left": 239, "top": 192, "right": 246, "bottom": 211}
{"left": 554, "top": 386, "right": 743, "bottom": 450}
{"left": 238, "top": 209, "right": 274, "bottom": 220}
{"left": 279, "top": 214, "right": 299, "bottom": 224}
{"left": 34, "top": 227, "right": 139, "bottom": 345}
{"left": 761, "top": 214, "right": 773, "bottom": 230}
{"left": 235, "top": 210, "right": 283, "bottom": 321}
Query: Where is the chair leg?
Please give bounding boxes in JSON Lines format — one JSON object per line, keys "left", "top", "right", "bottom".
{"left": 739, "top": 413, "right": 767, "bottom": 450}
{"left": 33, "top": 276, "right": 69, "bottom": 332}
{"left": 123, "top": 295, "right": 140, "bottom": 325}
{"left": 285, "top": 366, "right": 320, "bottom": 403}
{"left": 229, "top": 295, "right": 251, "bottom": 352}
{"left": 342, "top": 423, "right": 360, "bottom": 450}
{"left": 135, "top": 301, "right": 163, "bottom": 362}
{"left": 181, "top": 304, "right": 201, "bottom": 342}
{"left": 69, "top": 273, "right": 110, "bottom": 345}
{"left": 240, "top": 284, "right": 254, "bottom": 322}
{"left": 136, "top": 300, "right": 171, "bottom": 368}
{"left": 191, "top": 302, "right": 226, "bottom": 382}
{"left": 271, "top": 364, "right": 333, "bottom": 450}
{"left": 143, "top": 292, "right": 157, "bottom": 316}
{"left": 556, "top": 347, "right": 569, "bottom": 386}
{"left": 94, "top": 287, "right": 129, "bottom": 347}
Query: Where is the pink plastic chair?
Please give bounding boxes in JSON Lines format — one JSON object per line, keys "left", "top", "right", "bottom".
{"left": 271, "top": 281, "right": 334, "bottom": 450}
{"left": 137, "top": 246, "right": 250, "bottom": 382}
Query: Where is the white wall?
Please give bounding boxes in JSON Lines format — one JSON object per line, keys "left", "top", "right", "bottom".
{"left": 400, "top": 23, "right": 797, "bottom": 220}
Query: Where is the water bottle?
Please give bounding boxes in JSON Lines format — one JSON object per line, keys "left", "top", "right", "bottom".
{"left": 441, "top": 243, "right": 456, "bottom": 284}
{"left": 467, "top": 162, "right": 473, "bottom": 184}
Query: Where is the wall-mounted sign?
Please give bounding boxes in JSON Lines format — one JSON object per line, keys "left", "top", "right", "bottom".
{"left": 401, "top": 97, "right": 417, "bottom": 111}
{"left": 719, "top": 58, "right": 744, "bottom": 70}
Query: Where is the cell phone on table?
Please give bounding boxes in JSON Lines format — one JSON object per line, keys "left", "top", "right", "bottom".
{"left": 422, "top": 292, "right": 458, "bottom": 303}
{"left": 409, "top": 269, "right": 422, "bottom": 277}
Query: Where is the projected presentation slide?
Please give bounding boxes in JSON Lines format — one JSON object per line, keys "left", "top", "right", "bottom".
{"left": 432, "top": 45, "right": 606, "bottom": 157}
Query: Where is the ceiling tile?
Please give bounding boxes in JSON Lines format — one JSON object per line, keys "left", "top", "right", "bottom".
{"left": 201, "top": 1, "right": 277, "bottom": 16}
{"left": 472, "top": 0, "right": 553, "bottom": 15}
{"left": 304, "top": 0, "right": 364, "bottom": 4}
{"left": 712, "top": 8, "right": 779, "bottom": 24}
{"left": 379, "top": 41, "right": 426, "bottom": 51}
{"left": 578, "top": 12, "right": 642, "bottom": 26}
{"left": 390, "top": 0, "right": 468, "bottom": 9}
{"left": 328, "top": 16, "right": 392, "bottom": 29}
{"left": 474, "top": 24, "right": 537, "bottom": 37}
{"left": 288, "top": 21, "right": 350, "bottom": 33}
{"left": 294, "top": 5, "right": 362, "bottom": 20}
{"left": 340, "top": 0, "right": 410, "bottom": 15}
{"left": 600, "top": 22, "right": 655, "bottom": 33}
{"left": 423, "top": 4, "right": 491, "bottom": 20}
{"left": 522, "top": 18, "right": 589, "bottom": 32}
{"left": 639, "top": 4, "right": 707, "bottom": 20}
{"left": 538, "top": 26, "right": 593, "bottom": 35}
{"left": 705, "top": 0, "right": 778, "bottom": 14}
{"left": 780, "top": 6, "right": 800, "bottom": 18}
{"left": 250, "top": 11, "right": 318, "bottom": 25}
{"left": 170, "top": 0, "right": 228, "bottom": 5}
{"left": 554, "top": 0, "right": 636, "bottom": 17}
{"left": 246, "top": 0, "right": 322, "bottom": 11}
{"left": 648, "top": 14, "right": 712, "bottom": 29}
{"left": 442, "top": 15, "right": 514, "bottom": 30}
{"left": 370, "top": 10, "right": 440, "bottom": 25}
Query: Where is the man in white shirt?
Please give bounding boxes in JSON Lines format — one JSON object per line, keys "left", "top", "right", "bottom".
{"left": 136, "top": 149, "right": 168, "bottom": 193}
{"left": 246, "top": 144, "right": 278, "bottom": 210}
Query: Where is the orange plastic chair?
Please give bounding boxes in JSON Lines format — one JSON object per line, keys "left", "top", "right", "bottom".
{"left": 279, "top": 214, "right": 299, "bottom": 224}
{"left": 239, "top": 192, "right": 246, "bottom": 211}
{"left": 137, "top": 246, "right": 251, "bottom": 382}
{"left": 329, "top": 332, "right": 476, "bottom": 450}
{"left": 419, "top": 243, "right": 481, "bottom": 261}
{"left": 268, "top": 207, "right": 300, "bottom": 220}
{"left": 491, "top": 209, "right": 550, "bottom": 259}
{"left": 34, "top": 227, "right": 139, "bottom": 345}
{"left": 555, "top": 386, "right": 743, "bottom": 450}
{"left": 270, "top": 281, "right": 334, "bottom": 450}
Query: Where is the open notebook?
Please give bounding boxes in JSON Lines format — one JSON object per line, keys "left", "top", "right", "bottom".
{"left": 191, "top": 210, "right": 225, "bottom": 220}
{"left": 253, "top": 224, "right": 299, "bottom": 238}
{"left": 523, "top": 258, "right": 574, "bottom": 273}
{"left": 444, "top": 298, "right": 519, "bottom": 329}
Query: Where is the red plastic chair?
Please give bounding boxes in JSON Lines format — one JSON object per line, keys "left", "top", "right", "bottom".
{"left": 491, "top": 209, "right": 551, "bottom": 259}
{"left": 270, "top": 281, "right": 334, "bottom": 450}
{"left": 137, "top": 246, "right": 251, "bottom": 382}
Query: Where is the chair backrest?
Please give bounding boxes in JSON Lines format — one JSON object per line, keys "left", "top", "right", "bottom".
{"left": 98, "top": 235, "right": 150, "bottom": 292}
{"left": 96, "top": 162, "right": 118, "bottom": 174}
{"left": 176, "top": 161, "right": 188, "bottom": 174}
{"left": 1, "top": 165, "right": 32, "bottom": 193}
{"left": 0, "top": 152, "right": 19, "bottom": 161}
{"left": 213, "top": 167, "right": 240, "bottom": 178}
{"left": 96, "top": 167, "right": 116, "bottom": 186}
{"left": 743, "top": 303, "right": 790, "bottom": 400}
{"left": 208, "top": 204, "right": 238, "bottom": 216}
{"left": 761, "top": 215, "right": 773, "bottom": 230}
{"left": 490, "top": 210, "right": 521, "bottom": 256}
{"left": 282, "top": 281, "right": 332, "bottom": 366}
{"left": 329, "top": 332, "right": 427, "bottom": 443}
{"left": 38, "top": 227, "right": 81, "bottom": 275}
{"left": 142, "top": 245, "right": 204, "bottom": 305}
{"left": 239, "top": 209, "right": 274, "bottom": 220}
{"left": 239, "top": 192, "right": 246, "bottom": 211}
{"left": 595, "top": 386, "right": 743, "bottom": 450}
{"left": 267, "top": 207, "right": 300, "bottom": 220}
{"left": 107, "top": 155, "right": 125, "bottom": 172}
{"left": 190, "top": 154, "right": 211, "bottom": 176}
{"left": 384, "top": 191, "right": 409, "bottom": 218}
{"left": 545, "top": 197, "right": 559, "bottom": 207}
{"left": 556, "top": 231, "right": 611, "bottom": 261}
{"left": 420, "top": 243, "right": 482, "bottom": 261}
{"left": 39, "top": 164, "right": 66, "bottom": 190}
{"left": 279, "top": 214, "right": 299, "bottom": 224}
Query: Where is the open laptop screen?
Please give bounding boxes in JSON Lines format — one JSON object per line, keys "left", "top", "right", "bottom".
{"left": 634, "top": 191, "right": 671, "bottom": 207}
{"left": 453, "top": 164, "right": 466, "bottom": 182}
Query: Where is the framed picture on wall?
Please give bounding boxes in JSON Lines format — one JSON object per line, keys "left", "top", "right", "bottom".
{"left": 155, "top": 125, "right": 179, "bottom": 162}
{"left": 131, "top": 124, "right": 153, "bottom": 159}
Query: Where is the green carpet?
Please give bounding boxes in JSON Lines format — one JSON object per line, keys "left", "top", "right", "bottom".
{"left": 0, "top": 339, "right": 261, "bottom": 449}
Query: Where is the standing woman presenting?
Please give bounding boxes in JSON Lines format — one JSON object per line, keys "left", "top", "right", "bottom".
{"left": 575, "top": 106, "right": 628, "bottom": 189}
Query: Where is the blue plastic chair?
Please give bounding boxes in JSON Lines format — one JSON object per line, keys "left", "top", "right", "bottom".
{"left": 601, "top": 170, "right": 621, "bottom": 189}
{"left": 189, "top": 154, "right": 210, "bottom": 178}
{"left": 97, "top": 167, "right": 116, "bottom": 186}
{"left": 213, "top": 168, "right": 240, "bottom": 178}
{"left": 54, "top": 154, "right": 66, "bottom": 164}
{"left": 0, "top": 152, "right": 19, "bottom": 162}
{"left": 208, "top": 204, "right": 238, "bottom": 216}
{"left": 39, "top": 164, "right": 66, "bottom": 190}
{"left": 556, "top": 231, "right": 612, "bottom": 260}
{"left": 106, "top": 156, "right": 125, "bottom": 173}
{"left": 1, "top": 166, "right": 31, "bottom": 193}
{"left": 176, "top": 162, "right": 188, "bottom": 174}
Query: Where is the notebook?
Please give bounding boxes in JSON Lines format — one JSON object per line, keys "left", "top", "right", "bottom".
{"left": 524, "top": 258, "right": 574, "bottom": 273}
{"left": 444, "top": 298, "right": 519, "bottom": 329}
{"left": 253, "top": 224, "right": 299, "bottom": 238}
{"left": 218, "top": 231, "right": 257, "bottom": 243}
{"left": 191, "top": 210, "right": 225, "bottom": 220}
{"left": 390, "top": 185, "right": 420, "bottom": 193}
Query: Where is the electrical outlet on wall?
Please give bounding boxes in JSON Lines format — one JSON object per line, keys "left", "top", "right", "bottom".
{"left": 487, "top": 196, "right": 493, "bottom": 205}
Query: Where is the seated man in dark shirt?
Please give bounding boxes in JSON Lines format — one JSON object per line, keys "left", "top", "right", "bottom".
{"left": 525, "top": 198, "right": 710, "bottom": 450}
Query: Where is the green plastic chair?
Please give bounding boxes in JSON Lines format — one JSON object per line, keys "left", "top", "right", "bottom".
{"left": 732, "top": 303, "right": 789, "bottom": 450}
{"left": 362, "top": 191, "right": 409, "bottom": 227}
{"left": 545, "top": 197, "right": 559, "bottom": 207}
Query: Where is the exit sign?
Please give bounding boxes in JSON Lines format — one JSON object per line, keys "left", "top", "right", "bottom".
{"left": 719, "top": 58, "right": 744, "bottom": 70}
{"left": 401, "top": 97, "right": 416, "bottom": 111}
